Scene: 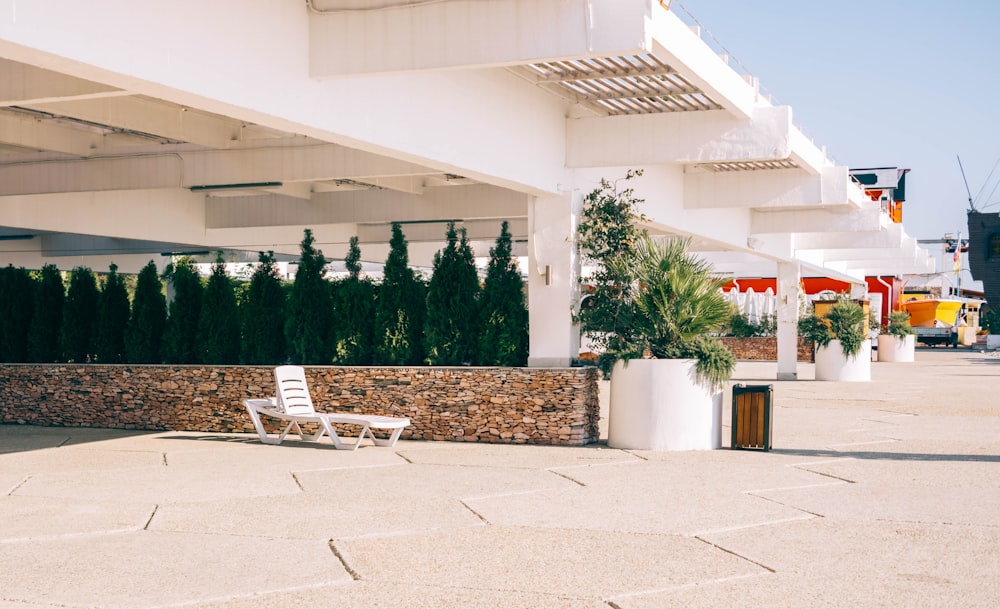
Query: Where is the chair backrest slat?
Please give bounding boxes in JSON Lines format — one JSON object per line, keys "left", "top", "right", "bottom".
{"left": 274, "top": 365, "right": 317, "bottom": 416}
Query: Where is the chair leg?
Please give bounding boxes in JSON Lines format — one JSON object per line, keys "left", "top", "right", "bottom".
{"left": 371, "top": 426, "right": 405, "bottom": 447}
{"left": 245, "top": 404, "right": 280, "bottom": 445}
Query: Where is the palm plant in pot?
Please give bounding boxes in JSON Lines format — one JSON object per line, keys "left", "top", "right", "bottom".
{"left": 601, "top": 234, "right": 736, "bottom": 450}
{"left": 799, "top": 296, "right": 871, "bottom": 381}
{"left": 877, "top": 310, "right": 916, "bottom": 362}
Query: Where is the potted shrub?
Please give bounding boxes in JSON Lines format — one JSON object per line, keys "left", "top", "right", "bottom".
{"left": 601, "top": 234, "right": 735, "bottom": 451}
{"left": 800, "top": 297, "right": 871, "bottom": 381}
{"left": 877, "top": 310, "right": 916, "bottom": 362}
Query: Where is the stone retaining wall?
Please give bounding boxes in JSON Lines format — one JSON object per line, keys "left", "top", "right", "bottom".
{"left": 718, "top": 337, "right": 814, "bottom": 362}
{"left": 0, "top": 365, "right": 600, "bottom": 446}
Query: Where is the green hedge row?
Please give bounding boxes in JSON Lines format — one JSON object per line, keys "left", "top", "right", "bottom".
{"left": 0, "top": 222, "right": 528, "bottom": 367}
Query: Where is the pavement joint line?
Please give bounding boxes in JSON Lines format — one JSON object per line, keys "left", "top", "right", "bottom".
{"left": 0, "top": 527, "right": 143, "bottom": 545}
{"left": 461, "top": 486, "right": 572, "bottom": 502}
{"left": 744, "top": 480, "right": 846, "bottom": 495}
{"left": 687, "top": 513, "right": 815, "bottom": 538}
{"left": 144, "top": 581, "right": 340, "bottom": 609}
{"left": 792, "top": 465, "right": 856, "bottom": 484}
{"left": 745, "top": 492, "right": 827, "bottom": 518}
{"left": 604, "top": 572, "right": 767, "bottom": 605}
{"left": 290, "top": 472, "right": 305, "bottom": 491}
{"left": 692, "top": 535, "right": 777, "bottom": 573}
{"left": 458, "top": 499, "right": 492, "bottom": 524}
{"left": 143, "top": 505, "right": 159, "bottom": 530}
{"left": 162, "top": 452, "right": 168, "bottom": 466}
{"left": 6, "top": 475, "right": 30, "bottom": 495}
{"left": 545, "top": 468, "right": 587, "bottom": 487}
{"left": 327, "top": 540, "right": 362, "bottom": 581}
{"left": 332, "top": 523, "right": 486, "bottom": 542}
{"left": 290, "top": 462, "right": 407, "bottom": 474}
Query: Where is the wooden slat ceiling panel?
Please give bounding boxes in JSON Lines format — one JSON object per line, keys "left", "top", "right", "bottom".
{"left": 514, "top": 53, "right": 724, "bottom": 116}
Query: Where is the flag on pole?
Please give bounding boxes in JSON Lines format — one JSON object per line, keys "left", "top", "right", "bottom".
{"left": 953, "top": 247, "right": 961, "bottom": 274}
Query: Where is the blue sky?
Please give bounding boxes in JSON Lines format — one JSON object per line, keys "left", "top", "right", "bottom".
{"left": 673, "top": 0, "right": 1000, "bottom": 273}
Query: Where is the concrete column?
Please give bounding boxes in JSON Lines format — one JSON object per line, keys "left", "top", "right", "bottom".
{"left": 776, "top": 260, "right": 801, "bottom": 381}
{"left": 527, "top": 193, "right": 581, "bottom": 367}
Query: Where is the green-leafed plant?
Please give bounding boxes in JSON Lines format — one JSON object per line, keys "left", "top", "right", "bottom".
{"left": 374, "top": 223, "right": 425, "bottom": 365}
{"left": 575, "top": 170, "right": 647, "bottom": 366}
{"left": 162, "top": 257, "right": 204, "bottom": 364}
{"left": 979, "top": 308, "right": 998, "bottom": 334}
{"left": 61, "top": 266, "right": 100, "bottom": 363}
{"left": 477, "top": 221, "right": 528, "bottom": 366}
{"left": 27, "top": 264, "right": 65, "bottom": 363}
{"left": 198, "top": 253, "right": 241, "bottom": 364}
{"left": 240, "top": 251, "right": 287, "bottom": 365}
{"left": 286, "top": 229, "right": 333, "bottom": 365}
{"left": 96, "top": 263, "right": 130, "bottom": 364}
{"left": 125, "top": 261, "right": 167, "bottom": 364}
{"left": 0, "top": 265, "right": 36, "bottom": 362}
{"left": 883, "top": 310, "right": 917, "bottom": 338}
{"left": 606, "top": 234, "right": 735, "bottom": 391}
{"left": 331, "top": 237, "right": 376, "bottom": 365}
{"left": 726, "top": 311, "right": 777, "bottom": 338}
{"left": 424, "top": 222, "right": 480, "bottom": 365}
{"left": 799, "top": 296, "right": 867, "bottom": 358}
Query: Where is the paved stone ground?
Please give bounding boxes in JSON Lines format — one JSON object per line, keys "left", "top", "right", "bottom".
{"left": 1, "top": 348, "right": 998, "bottom": 608}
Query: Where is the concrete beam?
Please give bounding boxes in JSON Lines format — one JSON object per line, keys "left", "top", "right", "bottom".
{"left": 751, "top": 204, "right": 885, "bottom": 235}
{"left": 0, "top": 59, "right": 123, "bottom": 105}
{"left": 567, "top": 106, "right": 792, "bottom": 168}
{"left": 308, "top": 0, "right": 651, "bottom": 76}
{"left": 205, "top": 184, "right": 529, "bottom": 229}
{"left": 648, "top": 9, "right": 756, "bottom": 119}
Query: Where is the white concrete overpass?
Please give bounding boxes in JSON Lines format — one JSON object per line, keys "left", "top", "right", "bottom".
{"left": 0, "top": 0, "right": 934, "bottom": 377}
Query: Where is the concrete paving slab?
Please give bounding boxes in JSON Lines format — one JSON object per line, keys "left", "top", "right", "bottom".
{"left": 194, "top": 582, "right": 609, "bottom": 609}
{"left": 0, "top": 531, "right": 350, "bottom": 609}
{"left": 12, "top": 459, "right": 301, "bottom": 503}
{"left": 149, "top": 491, "right": 484, "bottom": 540}
{"left": 0, "top": 445, "right": 165, "bottom": 476}
{"left": 294, "top": 462, "right": 579, "bottom": 498}
{"left": 0, "top": 495, "right": 154, "bottom": 542}
{"left": 397, "top": 442, "right": 638, "bottom": 469}
{"left": 164, "top": 438, "right": 409, "bottom": 471}
{"left": 693, "top": 518, "right": 1000, "bottom": 609}
{"left": 335, "top": 526, "right": 760, "bottom": 599}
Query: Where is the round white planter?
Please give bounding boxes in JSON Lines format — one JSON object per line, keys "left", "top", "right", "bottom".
{"left": 877, "top": 334, "right": 915, "bottom": 362}
{"left": 814, "top": 339, "right": 871, "bottom": 381}
{"left": 607, "top": 359, "right": 722, "bottom": 451}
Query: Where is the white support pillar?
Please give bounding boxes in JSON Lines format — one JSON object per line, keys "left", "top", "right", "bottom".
{"left": 776, "top": 261, "right": 801, "bottom": 381}
{"left": 527, "top": 193, "right": 581, "bottom": 367}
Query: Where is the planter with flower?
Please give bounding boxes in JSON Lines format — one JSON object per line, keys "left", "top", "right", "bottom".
{"left": 799, "top": 297, "right": 871, "bottom": 381}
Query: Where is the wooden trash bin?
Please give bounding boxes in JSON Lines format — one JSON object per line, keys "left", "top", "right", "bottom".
{"left": 731, "top": 384, "right": 773, "bottom": 451}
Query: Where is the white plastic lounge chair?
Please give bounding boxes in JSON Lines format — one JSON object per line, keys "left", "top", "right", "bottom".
{"left": 244, "top": 365, "right": 410, "bottom": 450}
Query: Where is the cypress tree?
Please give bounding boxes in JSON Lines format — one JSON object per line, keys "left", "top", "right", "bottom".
{"left": 27, "top": 264, "right": 65, "bottom": 362}
{"left": 125, "top": 260, "right": 167, "bottom": 364}
{"left": 162, "top": 258, "right": 204, "bottom": 364}
{"left": 285, "top": 229, "right": 332, "bottom": 364}
{"left": 331, "top": 236, "right": 376, "bottom": 365}
{"left": 240, "top": 251, "right": 287, "bottom": 364}
{"left": 61, "top": 266, "right": 100, "bottom": 363}
{"left": 477, "top": 221, "right": 528, "bottom": 366}
{"left": 373, "top": 223, "right": 425, "bottom": 365}
{"left": 198, "top": 254, "right": 241, "bottom": 364}
{"left": 424, "top": 222, "right": 480, "bottom": 365}
{"left": 0, "top": 265, "right": 35, "bottom": 362}
{"left": 96, "top": 263, "right": 130, "bottom": 364}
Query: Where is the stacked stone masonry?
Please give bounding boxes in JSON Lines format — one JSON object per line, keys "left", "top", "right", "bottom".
{"left": 718, "top": 337, "right": 814, "bottom": 362}
{"left": 0, "top": 365, "right": 601, "bottom": 446}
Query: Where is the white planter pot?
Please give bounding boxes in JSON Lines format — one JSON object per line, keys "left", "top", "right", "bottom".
{"left": 814, "top": 339, "right": 871, "bottom": 381}
{"left": 607, "top": 359, "right": 722, "bottom": 451}
{"left": 877, "top": 334, "right": 915, "bottom": 362}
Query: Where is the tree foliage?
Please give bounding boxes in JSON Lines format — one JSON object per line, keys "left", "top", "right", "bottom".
{"left": 96, "top": 263, "right": 130, "bottom": 363}
{"left": 285, "top": 229, "right": 332, "bottom": 364}
{"left": 477, "top": 221, "right": 528, "bottom": 366}
{"left": 125, "top": 260, "right": 167, "bottom": 364}
{"left": 198, "top": 254, "right": 241, "bottom": 364}
{"left": 162, "top": 258, "right": 204, "bottom": 364}
{"left": 424, "top": 223, "right": 480, "bottom": 365}
{"left": 61, "top": 266, "right": 100, "bottom": 362}
{"left": 0, "top": 265, "right": 35, "bottom": 362}
{"left": 331, "top": 237, "right": 376, "bottom": 365}
{"left": 576, "top": 170, "right": 647, "bottom": 366}
{"left": 374, "top": 223, "right": 425, "bottom": 365}
{"left": 240, "top": 251, "right": 287, "bottom": 364}
{"left": 27, "top": 264, "right": 65, "bottom": 362}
